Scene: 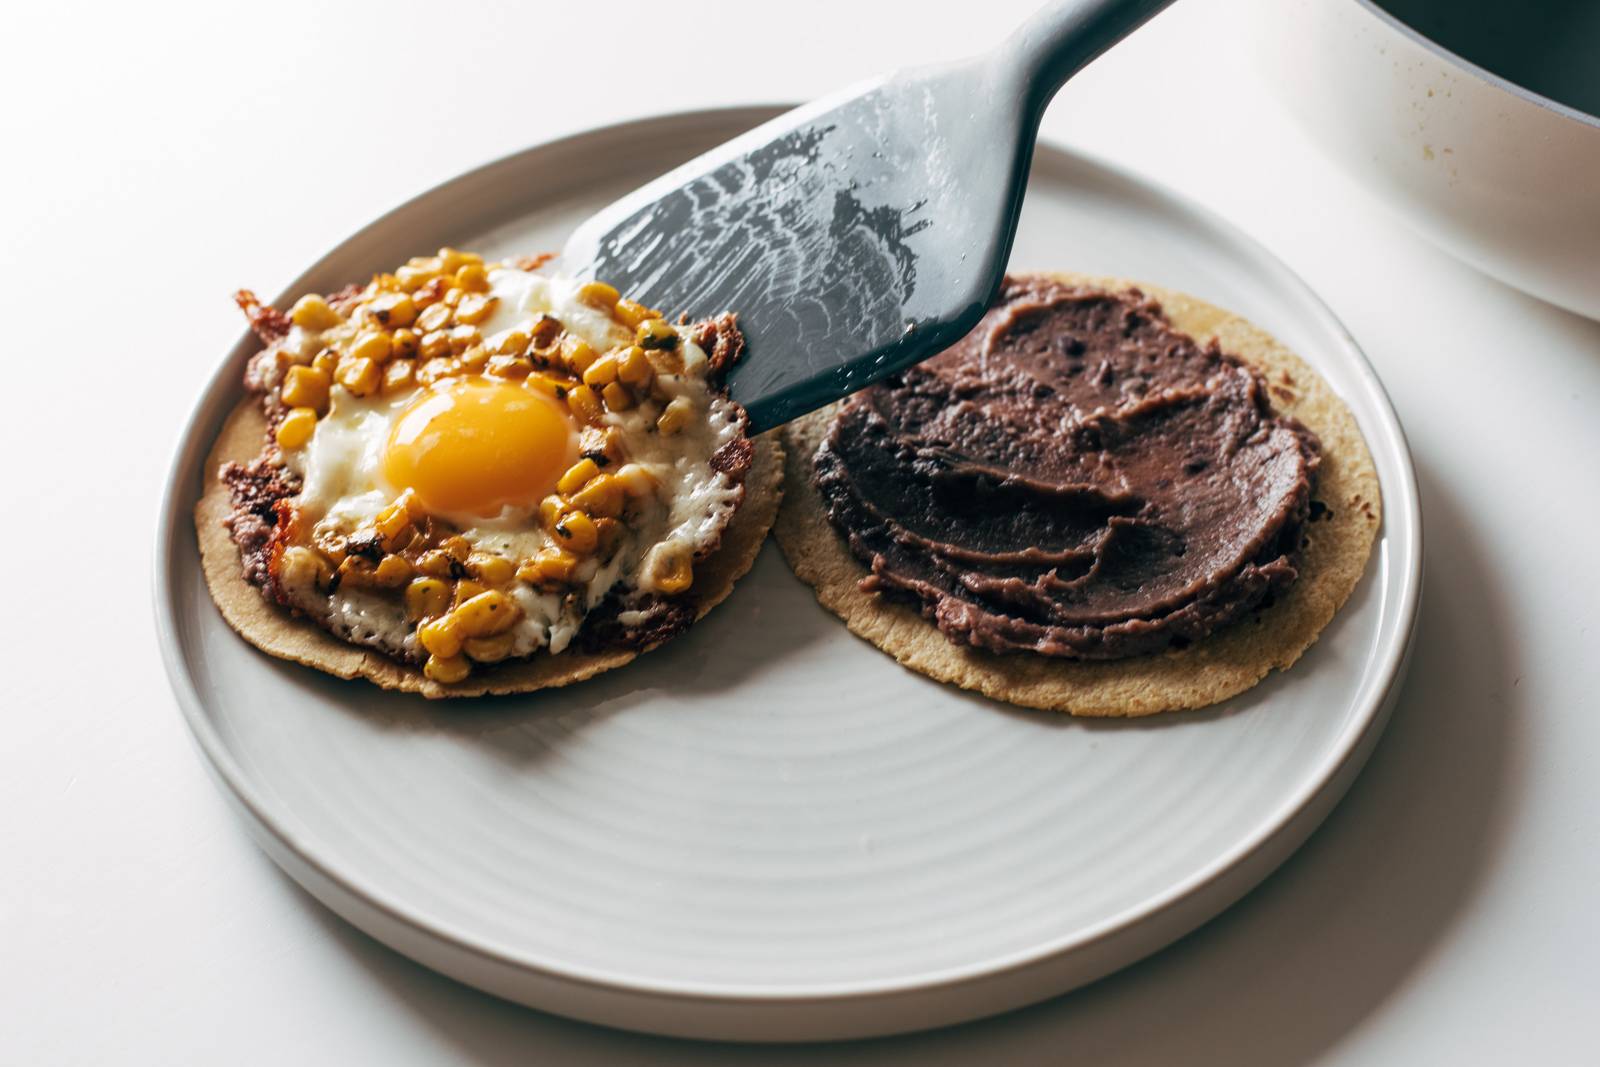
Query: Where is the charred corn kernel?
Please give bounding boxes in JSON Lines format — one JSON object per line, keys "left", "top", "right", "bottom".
{"left": 645, "top": 346, "right": 685, "bottom": 376}
{"left": 447, "top": 324, "right": 481, "bottom": 353}
{"left": 368, "top": 291, "right": 416, "bottom": 329}
{"left": 617, "top": 345, "right": 653, "bottom": 386}
{"left": 273, "top": 346, "right": 313, "bottom": 371}
{"left": 469, "top": 552, "right": 515, "bottom": 586}
{"left": 646, "top": 541, "right": 694, "bottom": 595}
{"left": 441, "top": 535, "right": 472, "bottom": 561}
{"left": 635, "top": 319, "right": 678, "bottom": 350}
{"left": 424, "top": 653, "right": 471, "bottom": 683}
{"left": 373, "top": 504, "right": 410, "bottom": 548}
{"left": 557, "top": 458, "right": 600, "bottom": 495}
{"left": 404, "top": 576, "right": 452, "bottom": 620}
{"left": 562, "top": 337, "right": 598, "bottom": 374}
{"left": 312, "top": 347, "right": 340, "bottom": 376}
{"left": 581, "top": 353, "right": 619, "bottom": 388}
{"left": 370, "top": 554, "right": 414, "bottom": 588}
{"left": 275, "top": 406, "right": 318, "bottom": 449}
{"left": 458, "top": 344, "right": 489, "bottom": 372}
{"left": 601, "top": 381, "right": 634, "bottom": 412}
{"left": 566, "top": 384, "right": 604, "bottom": 425}
{"left": 374, "top": 491, "right": 414, "bottom": 547}
{"left": 539, "top": 494, "right": 565, "bottom": 531}
{"left": 406, "top": 291, "right": 440, "bottom": 321}
{"left": 454, "top": 263, "right": 490, "bottom": 293}
{"left": 391, "top": 328, "right": 419, "bottom": 359}
{"left": 418, "top": 326, "right": 453, "bottom": 359}
{"left": 395, "top": 265, "right": 435, "bottom": 292}
{"left": 349, "top": 330, "right": 393, "bottom": 364}
{"left": 279, "top": 546, "right": 332, "bottom": 591}
{"left": 454, "top": 292, "right": 496, "bottom": 325}
{"left": 419, "top": 615, "right": 463, "bottom": 658}
{"left": 415, "top": 302, "right": 452, "bottom": 334}
{"left": 337, "top": 356, "right": 382, "bottom": 397}
{"left": 656, "top": 395, "right": 693, "bottom": 435}
{"left": 342, "top": 553, "right": 410, "bottom": 590}
{"left": 411, "top": 277, "right": 447, "bottom": 310}
{"left": 494, "top": 328, "right": 530, "bottom": 356}
{"left": 486, "top": 354, "right": 531, "bottom": 379}
{"left": 577, "top": 281, "right": 620, "bottom": 308}
{"left": 312, "top": 531, "right": 349, "bottom": 568}
{"left": 281, "top": 365, "right": 330, "bottom": 412}
{"left": 518, "top": 548, "right": 577, "bottom": 585}
{"left": 524, "top": 372, "right": 568, "bottom": 398}
{"left": 423, "top": 346, "right": 462, "bottom": 377}
{"left": 383, "top": 358, "right": 416, "bottom": 394}
{"left": 334, "top": 554, "right": 366, "bottom": 586}
{"left": 528, "top": 314, "right": 563, "bottom": 350}
{"left": 553, "top": 510, "right": 598, "bottom": 554}
{"left": 453, "top": 579, "right": 487, "bottom": 608}
{"left": 290, "top": 294, "right": 342, "bottom": 331}
{"left": 312, "top": 550, "right": 340, "bottom": 591}
{"left": 614, "top": 462, "right": 657, "bottom": 498}
{"left": 416, "top": 550, "right": 457, "bottom": 578}
{"left": 579, "top": 425, "right": 626, "bottom": 468}
{"left": 418, "top": 356, "right": 456, "bottom": 386}
{"left": 463, "top": 632, "right": 515, "bottom": 663}
{"left": 453, "top": 590, "right": 520, "bottom": 637}
{"left": 570, "top": 473, "right": 623, "bottom": 519}
{"left": 594, "top": 517, "right": 623, "bottom": 557}
{"left": 613, "top": 298, "right": 655, "bottom": 330}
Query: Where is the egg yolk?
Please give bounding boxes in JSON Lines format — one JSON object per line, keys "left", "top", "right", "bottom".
{"left": 383, "top": 377, "right": 577, "bottom": 517}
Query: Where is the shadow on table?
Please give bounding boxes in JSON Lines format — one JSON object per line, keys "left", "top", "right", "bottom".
{"left": 282, "top": 461, "right": 1523, "bottom": 1067}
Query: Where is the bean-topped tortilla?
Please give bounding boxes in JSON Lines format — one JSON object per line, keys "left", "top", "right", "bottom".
{"left": 776, "top": 273, "right": 1380, "bottom": 717}
{"left": 812, "top": 276, "right": 1320, "bottom": 660}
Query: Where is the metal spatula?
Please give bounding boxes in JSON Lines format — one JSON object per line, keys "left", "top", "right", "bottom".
{"left": 561, "top": 0, "right": 1174, "bottom": 433}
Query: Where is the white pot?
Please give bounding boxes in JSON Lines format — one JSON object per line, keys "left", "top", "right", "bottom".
{"left": 1258, "top": 0, "right": 1600, "bottom": 320}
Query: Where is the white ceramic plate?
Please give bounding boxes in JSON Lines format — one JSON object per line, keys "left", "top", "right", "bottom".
{"left": 156, "top": 106, "right": 1421, "bottom": 1042}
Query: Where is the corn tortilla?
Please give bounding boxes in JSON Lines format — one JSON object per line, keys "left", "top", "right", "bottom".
{"left": 195, "top": 396, "right": 783, "bottom": 699}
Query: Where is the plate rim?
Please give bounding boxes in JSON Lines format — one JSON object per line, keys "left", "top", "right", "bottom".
{"left": 154, "top": 103, "right": 1423, "bottom": 1014}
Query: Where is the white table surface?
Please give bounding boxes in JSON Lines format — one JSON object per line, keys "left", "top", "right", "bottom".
{"left": 5, "top": 0, "right": 1597, "bottom": 1062}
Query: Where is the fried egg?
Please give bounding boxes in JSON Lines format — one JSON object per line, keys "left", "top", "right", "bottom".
{"left": 255, "top": 252, "right": 749, "bottom": 681}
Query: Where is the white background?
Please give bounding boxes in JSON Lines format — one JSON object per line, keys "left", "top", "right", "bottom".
{"left": 4, "top": 0, "right": 1598, "bottom": 1062}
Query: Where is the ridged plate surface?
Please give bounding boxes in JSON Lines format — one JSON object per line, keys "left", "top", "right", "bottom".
{"left": 156, "top": 106, "right": 1421, "bottom": 1041}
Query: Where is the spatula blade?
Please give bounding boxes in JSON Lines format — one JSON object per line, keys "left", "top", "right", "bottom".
{"left": 561, "top": 68, "right": 1024, "bottom": 433}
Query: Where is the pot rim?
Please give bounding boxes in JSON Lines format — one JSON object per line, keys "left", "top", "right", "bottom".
{"left": 1353, "top": 0, "right": 1600, "bottom": 132}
